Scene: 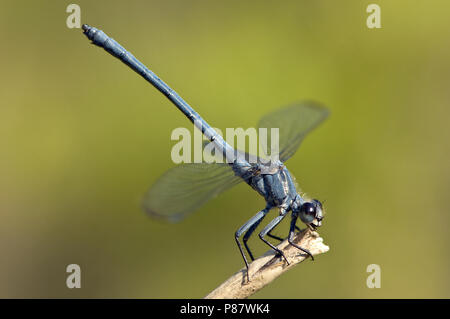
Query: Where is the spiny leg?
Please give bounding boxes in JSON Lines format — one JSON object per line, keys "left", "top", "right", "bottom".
{"left": 243, "top": 215, "right": 266, "bottom": 261}
{"left": 288, "top": 213, "right": 314, "bottom": 260}
{"left": 258, "top": 210, "right": 290, "bottom": 264}
{"left": 243, "top": 210, "right": 285, "bottom": 260}
{"left": 267, "top": 232, "right": 284, "bottom": 242}
{"left": 235, "top": 207, "right": 270, "bottom": 280}
{"left": 266, "top": 218, "right": 302, "bottom": 243}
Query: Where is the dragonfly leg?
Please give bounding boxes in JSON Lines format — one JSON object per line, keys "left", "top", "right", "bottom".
{"left": 243, "top": 210, "right": 284, "bottom": 260}
{"left": 267, "top": 231, "right": 284, "bottom": 242}
{"left": 288, "top": 213, "right": 314, "bottom": 260}
{"left": 235, "top": 207, "right": 270, "bottom": 281}
{"left": 258, "top": 211, "right": 290, "bottom": 265}
{"left": 264, "top": 224, "right": 301, "bottom": 243}
{"left": 243, "top": 216, "right": 266, "bottom": 261}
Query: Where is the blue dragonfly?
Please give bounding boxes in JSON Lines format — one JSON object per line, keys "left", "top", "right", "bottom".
{"left": 82, "top": 25, "right": 329, "bottom": 280}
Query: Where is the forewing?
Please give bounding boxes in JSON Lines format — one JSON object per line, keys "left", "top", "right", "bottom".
{"left": 257, "top": 102, "right": 329, "bottom": 162}
{"left": 142, "top": 163, "right": 242, "bottom": 222}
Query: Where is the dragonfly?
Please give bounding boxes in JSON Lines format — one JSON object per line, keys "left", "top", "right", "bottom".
{"left": 82, "top": 24, "right": 329, "bottom": 280}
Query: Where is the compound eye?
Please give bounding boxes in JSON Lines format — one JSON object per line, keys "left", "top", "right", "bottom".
{"left": 312, "top": 199, "right": 323, "bottom": 208}
{"left": 301, "top": 202, "right": 316, "bottom": 217}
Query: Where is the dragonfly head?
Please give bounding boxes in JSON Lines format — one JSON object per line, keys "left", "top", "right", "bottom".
{"left": 296, "top": 199, "right": 324, "bottom": 230}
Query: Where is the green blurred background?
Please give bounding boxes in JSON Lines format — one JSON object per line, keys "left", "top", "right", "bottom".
{"left": 0, "top": 0, "right": 449, "bottom": 298}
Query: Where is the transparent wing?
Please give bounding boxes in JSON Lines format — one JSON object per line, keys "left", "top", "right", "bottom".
{"left": 142, "top": 163, "right": 243, "bottom": 222}
{"left": 257, "top": 102, "right": 329, "bottom": 162}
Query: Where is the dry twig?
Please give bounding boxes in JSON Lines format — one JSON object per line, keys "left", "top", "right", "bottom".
{"left": 205, "top": 229, "right": 329, "bottom": 299}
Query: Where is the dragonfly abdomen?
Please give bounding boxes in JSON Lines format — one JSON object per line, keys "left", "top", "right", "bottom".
{"left": 82, "top": 24, "right": 238, "bottom": 161}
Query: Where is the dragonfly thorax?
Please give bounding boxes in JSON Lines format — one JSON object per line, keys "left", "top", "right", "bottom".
{"left": 234, "top": 161, "right": 298, "bottom": 208}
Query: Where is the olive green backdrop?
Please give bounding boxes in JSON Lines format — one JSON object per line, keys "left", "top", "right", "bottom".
{"left": 1, "top": 0, "right": 449, "bottom": 298}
